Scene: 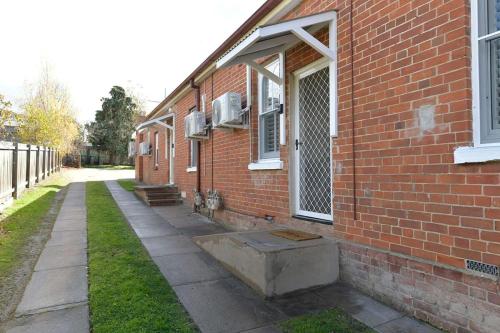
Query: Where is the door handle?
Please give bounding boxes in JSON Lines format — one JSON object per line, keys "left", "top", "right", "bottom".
{"left": 295, "top": 139, "right": 303, "bottom": 150}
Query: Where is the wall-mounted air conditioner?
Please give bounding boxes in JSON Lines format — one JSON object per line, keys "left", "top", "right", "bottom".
{"left": 212, "top": 92, "right": 247, "bottom": 129}
{"left": 184, "top": 110, "right": 208, "bottom": 140}
{"left": 139, "top": 142, "right": 150, "bottom": 156}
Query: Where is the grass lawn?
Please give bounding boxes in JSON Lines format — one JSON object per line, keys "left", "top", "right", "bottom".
{"left": 117, "top": 179, "right": 136, "bottom": 192}
{"left": 279, "top": 308, "right": 375, "bottom": 333}
{"left": 83, "top": 164, "right": 134, "bottom": 170}
{"left": 86, "top": 182, "right": 196, "bottom": 333}
{"left": 0, "top": 175, "right": 68, "bottom": 279}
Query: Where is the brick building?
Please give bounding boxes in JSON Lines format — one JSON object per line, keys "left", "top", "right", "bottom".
{"left": 135, "top": 1, "right": 500, "bottom": 332}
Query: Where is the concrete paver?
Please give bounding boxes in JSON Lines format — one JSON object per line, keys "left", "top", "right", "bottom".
{"left": 173, "top": 278, "right": 286, "bottom": 333}
{"left": 141, "top": 235, "right": 201, "bottom": 257}
{"left": 133, "top": 224, "right": 178, "bottom": 238}
{"left": 34, "top": 245, "right": 86, "bottom": 271}
{"left": 45, "top": 230, "right": 86, "bottom": 248}
{"left": 153, "top": 252, "right": 230, "bottom": 286}
{"left": 5, "top": 305, "right": 89, "bottom": 333}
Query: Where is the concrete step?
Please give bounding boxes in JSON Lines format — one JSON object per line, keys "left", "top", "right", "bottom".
{"left": 194, "top": 230, "right": 339, "bottom": 298}
{"left": 147, "top": 198, "right": 183, "bottom": 206}
{"left": 146, "top": 192, "right": 181, "bottom": 200}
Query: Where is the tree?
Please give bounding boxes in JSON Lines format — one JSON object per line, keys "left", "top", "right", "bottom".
{"left": 0, "top": 94, "right": 17, "bottom": 140}
{"left": 18, "top": 65, "right": 79, "bottom": 154}
{"left": 86, "top": 86, "right": 138, "bottom": 164}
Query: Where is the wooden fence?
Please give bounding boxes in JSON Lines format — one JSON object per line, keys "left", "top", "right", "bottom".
{"left": 0, "top": 141, "right": 61, "bottom": 208}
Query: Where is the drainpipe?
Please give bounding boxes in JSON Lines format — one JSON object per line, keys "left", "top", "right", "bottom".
{"left": 190, "top": 78, "right": 201, "bottom": 194}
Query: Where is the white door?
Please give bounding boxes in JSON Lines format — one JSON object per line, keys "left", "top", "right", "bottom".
{"left": 169, "top": 129, "right": 175, "bottom": 184}
{"left": 293, "top": 61, "right": 333, "bottom": 221}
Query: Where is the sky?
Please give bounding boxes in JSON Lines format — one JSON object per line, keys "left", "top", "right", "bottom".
{"left": 0, "top": 0, "right": 266, "bottom": 123}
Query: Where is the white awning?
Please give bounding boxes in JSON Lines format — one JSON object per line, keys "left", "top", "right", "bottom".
{"left": 136, "top": 114, "right": 174, "bottom": 131}
{"left": 216, "top": 10, "right": 337, "bottom": 69}
{"left": 217, "top": 10, "right": 338, "bottom": 141}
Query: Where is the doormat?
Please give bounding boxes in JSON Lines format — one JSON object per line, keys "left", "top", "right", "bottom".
{"left": 270, "top": 229, "right": 322, "bottom": 241}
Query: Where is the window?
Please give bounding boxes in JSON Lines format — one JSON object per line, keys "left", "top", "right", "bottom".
{"left": 146, "top": 129, "right": 151, "bottom": 154}
{"left": 154, "top": 132, "right": 159, "bottom": 168}
{"left": 189, "top": 140, "right": 198, "bottom": 168}
{"left": 187, "top": 106, "right": 198, "bottom": 171}
{"left": 474, "top": 1, "right": 500, "bottom": 144}
{"left": 258, "top": 59, "right": 280, "bottom": 159}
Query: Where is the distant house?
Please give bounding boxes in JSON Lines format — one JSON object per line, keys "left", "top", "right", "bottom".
{"left": 135, "top": 1, "right": 500, "bottom": 332}
{"left": 0, "top": 113, "right": 20, "bottom": 142}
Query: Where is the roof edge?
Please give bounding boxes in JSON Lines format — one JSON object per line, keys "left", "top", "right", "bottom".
{"left": 147, "top": 0, "right": 299, "bottom": 120}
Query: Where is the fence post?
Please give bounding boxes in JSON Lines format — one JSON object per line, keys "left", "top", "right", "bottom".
{"left": 26, "top": 144, "right": 32, "bottom": 188}
{"left": 12, "top": 143, "right": 19, "bottom": 199}
{"left": 36, "top": 146, "right": 40, "bottom": 183}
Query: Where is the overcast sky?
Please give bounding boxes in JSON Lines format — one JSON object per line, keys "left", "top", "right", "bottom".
{"left": 0, "top": 0, "right": 265, "bottom": 123}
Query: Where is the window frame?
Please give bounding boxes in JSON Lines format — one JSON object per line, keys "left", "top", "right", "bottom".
{"left": 455, "top": 1, "right": 500, "bottom": 163}
{"left": 258, "top": 58, "right": 281, "bottom": 160}
{"left": 154, "top": 131, "right": 159, "bottom": 168}
{"left": 472, "top": 0, "right": 500, "bottom": 146}
{"left": 188, "top": 140, "right": 198, "bottom": 169}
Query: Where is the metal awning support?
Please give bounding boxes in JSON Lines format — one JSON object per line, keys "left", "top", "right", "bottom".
{"left": 216, "top": 10, "right": 338, "bottom": 143}
{"left": 244, "top": 60, "right": 282, "bottom": 85}
{"left": 136, "top": 114, "right": 174, "bottom": 131}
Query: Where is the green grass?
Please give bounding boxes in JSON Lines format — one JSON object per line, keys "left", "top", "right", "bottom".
{"left": 117, "top": 179, "right": 136, "bottom": 192}
{"left": 83, "top": 164, "right": 134, "bottom": 170}
{"left": 279, "top": 308, "right": 375, "bottom": 333}
{"left": 86, "top": 182, "right": 196, "bottom": 333}
{"left": 0, "top": 175, "right": 68, "bottom": 279}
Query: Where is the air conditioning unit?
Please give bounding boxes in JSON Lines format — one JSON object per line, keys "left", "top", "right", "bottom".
{"left": 184, "top": 110, "right": 208, "bottom": 140}
{"left": 212, "top": 92, "right": 246, "bottom": 129}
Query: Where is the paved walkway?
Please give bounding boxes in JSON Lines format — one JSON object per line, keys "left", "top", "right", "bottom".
{"left": 4, "top": 183, "right": 89, "bottom": 333}
{"left": 106, "top": 180, "right": 441, "bottom": 333}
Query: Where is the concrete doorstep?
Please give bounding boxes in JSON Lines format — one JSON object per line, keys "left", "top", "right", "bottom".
{"left": 2, "top": 183, "right": 89, "bottom": 333}
{"left": 106, "top": 180, "right": 442, "bottom": 333}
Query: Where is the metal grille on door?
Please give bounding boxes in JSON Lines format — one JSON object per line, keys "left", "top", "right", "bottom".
{"left": 297, "top": 67, "right": 331, "bottom": 217}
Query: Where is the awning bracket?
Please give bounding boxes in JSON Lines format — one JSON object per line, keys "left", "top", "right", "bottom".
{"left": 245, "top": 60, "right": 283, "bottom": 85}
{"left": 291, "top": 27, "right": 335, "bottom": 61}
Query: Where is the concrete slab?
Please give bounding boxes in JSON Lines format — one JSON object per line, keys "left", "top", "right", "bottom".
{"left": 141, "top": 235, "right": 201, "bottom": 257}
{"left": 165, "top": 215, "right": 209, "bottom": 229}
{"left": 126, "top": 215, "right": 166, "bottom": 228}
{"left": 153, "top": 252, "right": 231, "bottom": 286}
{"left": 56, "top": 211, "right": 86, "bottom": 219}
{"left": 269, "top": 290, "right": 332, "bottom": 317}
{"left": 153, "top": 206, "right": 193, "bottom": 219}
{"left": 173, "top": 278, "right": 286, "bottom": 333}
{"left": 179, "top": 223, "right": 228, "bottom": 237}
{"left": 122, "top": 210, "right": 159, "bottom": 218}
{"left": 52, "top": 221, "right": 86, "bottom": 232}
{"left": 45, "top": 231, "right": 86, "bottom": 248}
{"left": 16, "top": 266, "right": 88, "bottom": 315}
{"left": 375, "top": 316, "right": 443, "bottom": 333}
{"left": 133, "top": 224, "right": 179, "bottom": 238}
{"left": 5, "top": 305, "right": 89, "bottom": 333}
{"left": 315, "top": 283, "right": 403, "bottom": 328}
{"left": 34, "top": 245, "right": 87, "bottom": 271}
{"left": 194, "top": 231, "right": 339, "bottom": 297}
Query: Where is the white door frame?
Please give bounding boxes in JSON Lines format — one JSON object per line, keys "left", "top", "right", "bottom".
{"left": 169, "top": 127, "right": 175, "bottom": 184}
{"left": 292, "top": 58, "right": 333, "bottom": 221}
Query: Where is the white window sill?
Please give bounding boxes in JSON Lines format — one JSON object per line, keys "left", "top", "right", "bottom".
{"left": 454, "top": 146, "right": 500, "bottom": 164}
{"left": 248, "top": 160, "right": 283, "bottom": 170}
{"left": 186, "top": 166, "right": 197, "bottom": 173}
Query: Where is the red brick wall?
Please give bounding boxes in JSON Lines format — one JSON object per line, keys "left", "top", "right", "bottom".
{"left": 140, "top": 1, "right": 500, "bottom": 331}
{"left": 135, "top": 125, "right": 169, "bottom": 185}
